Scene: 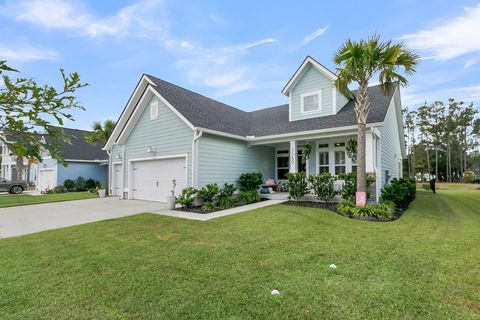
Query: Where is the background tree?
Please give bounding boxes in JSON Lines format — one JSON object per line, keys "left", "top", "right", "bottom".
{"left": 333, "top": 34, "right": 419, "bottom": 205}
{"left": 0, "top": 60, "right": 87, "bottom": 181}
{"left": 84, "top": 119, "right": 116, "bottom": 146}
{"left": 403, "top": 108, "right": 416, "bottom": 179}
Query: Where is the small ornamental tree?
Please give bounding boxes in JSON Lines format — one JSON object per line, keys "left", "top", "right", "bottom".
{"left": 309, "top": 173, "right": 338, "bottom": 203}
{"left": 286, "top": 172, "right": 309, "bottom": 200}
{"left": 0, "top": 60, "right": 87, "bottom": 181}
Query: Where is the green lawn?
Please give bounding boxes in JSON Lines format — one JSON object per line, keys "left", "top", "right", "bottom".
{"left": 0, "top": 190, "right": 479, "bottom": 319}
{"left": 0, "top": 192, "right": 97, "bottom": 208}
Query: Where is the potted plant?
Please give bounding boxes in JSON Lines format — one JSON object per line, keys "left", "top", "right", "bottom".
{"left": 166, "top": 179, "right": 177, "bottom": 209}
{"left": 97, "top": 182, "right": 107, "bottom": 198}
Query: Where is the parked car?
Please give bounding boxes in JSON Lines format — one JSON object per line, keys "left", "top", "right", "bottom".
{"left": 0, "top": 178, "right": 28, "bottom": 194}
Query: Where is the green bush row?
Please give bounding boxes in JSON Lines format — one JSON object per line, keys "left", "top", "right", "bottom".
{"left": 176, "top": 172, "right": 264, "bottom": 212}
{"left": 286, "top": 172, "right": 376, "bottom": 202}
{"left": 337, "top": 199, "right": 395, "bottom": 219}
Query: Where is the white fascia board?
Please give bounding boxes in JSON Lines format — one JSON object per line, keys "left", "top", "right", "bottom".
{"left": 248, "top": 123, "right": 383, "bottom": 145}
{"left": 103, "top": 75, "right": 154, "bottom": 151}
{"left": 64, "top": 159, "right": 107, "bottom": 163}
{"left": 193, "top": 127, "right": 249, "bottom": 141}
{"left": 394, "top": 86, "right": 406, "bottom": 159}
{"left": 115, "top": 86, "right": 195, "bottom": 146}
{"left": 282, "top": 56, "right": 338, "bottom": 96}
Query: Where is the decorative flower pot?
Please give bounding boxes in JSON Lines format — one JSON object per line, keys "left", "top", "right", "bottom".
{"left": 166, "top": 195, "right": 176, "bottom": 209}
{"left": 98, "top": 189, "right": 106, "bottom": 198}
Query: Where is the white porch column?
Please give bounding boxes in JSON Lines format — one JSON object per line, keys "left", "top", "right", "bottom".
{"left": 289, "top": 140, "right": 297, "bottom": 173}
{"left": 365, "top": 132, "right": 375, "bottom": 173}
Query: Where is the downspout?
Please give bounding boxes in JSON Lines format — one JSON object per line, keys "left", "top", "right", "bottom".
{"left": 106, "top": 150, "right": 112, "bottom": 196}
{"left": 191, "top": 130, "right": 203, "bottom": 188}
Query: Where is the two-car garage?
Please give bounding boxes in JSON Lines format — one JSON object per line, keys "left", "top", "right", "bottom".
{"left": 126, "top": 156, "right": 187, "bottom": 202}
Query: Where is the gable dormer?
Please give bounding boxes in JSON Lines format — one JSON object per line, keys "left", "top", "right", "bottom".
{"left": 282, "top": 56, "right": 350, "bottom": 122}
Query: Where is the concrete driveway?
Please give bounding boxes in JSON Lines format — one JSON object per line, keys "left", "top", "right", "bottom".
{"left": 0, "top": 197, "right": 166, "bottom": 239}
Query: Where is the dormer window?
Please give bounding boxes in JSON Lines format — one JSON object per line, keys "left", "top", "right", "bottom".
{"left": 301, "top": 90, "right": 321, "bottom": 113}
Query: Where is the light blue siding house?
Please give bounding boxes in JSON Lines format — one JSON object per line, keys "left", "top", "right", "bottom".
{"left": 34, "top": 128, "right": 108, "bottom": 191}
{"left": 104, "top": 56, "right": 405, "bottom": 202}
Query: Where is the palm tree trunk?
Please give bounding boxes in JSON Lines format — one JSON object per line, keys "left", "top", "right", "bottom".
{"left": 357, "top": 122, "right": 366, "bottom": 193}
{"left": 355, "top": 80, "right": 369, "bottom": 206}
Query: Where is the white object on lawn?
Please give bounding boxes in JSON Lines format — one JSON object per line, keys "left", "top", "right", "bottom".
{"left": 329, "top": 264, "right": 337, "bottom": 269}
{"left": 271, "top": 289, "right": 280, "bottom": 295}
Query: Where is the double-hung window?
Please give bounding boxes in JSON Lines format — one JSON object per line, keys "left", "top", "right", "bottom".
{"left": 301, "top": 90, "right": 321, "bottom": 113}
{"left": 318, "top": 144, "right": 329, "bottom": 173}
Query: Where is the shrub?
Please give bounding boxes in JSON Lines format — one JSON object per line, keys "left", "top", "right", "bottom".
{"left": 74, "top": 176, "right": 87, "bottom": 191}
{"left": 85, "top": 179, "right": 98, "bottom": 190}
{"left": 53, "top": 185, "right": 66, "bottom": 194}
{"left": 422, "top": 183, "right": 430, "bottom": 190}
{"left": 197, "top": 183, "right": 220, "bottom": 203}
{"left": 238, "top": 172, "right": 263, "bottom": 192}
{"left": 308, "top": 172, "right": 338, "bottom": 203}
{"left": 63, "top": 179, "right": 75, "bottom": 191}
{"left": 464, "top": 171, "right": 475, "bottom": 183}
{"left": 218, "top": 195, "right": 234, "bottom": 209}
{"left": 176, "top": 187, "right": 198, "bottom": 208}
{"left": 202, "top": 201, "right": 217, "bottom": 212}
{"left": 219, "top": 183, "right": 236, "bottom": 197}
{"left": 236, "top": 190, "right": 261, "bottom": 205}
{"left": 88, "top": 188, "right": 97, "bottom": 194}
{"left": 381, "top": 178, "right": 416, "bottom": 209}
{"left": 337, "top": 199, "right": 355, "bottom": 215}
{"left": 338, "top": 172, "right": 376, "bottom": 200}
{"left": 286, "top": 172, "right": 309, "bottom": 200}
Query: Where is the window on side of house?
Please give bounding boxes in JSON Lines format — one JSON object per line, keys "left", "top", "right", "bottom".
{"left": 301, "top": 90, "right": 321, "bottom": 113}
{"left": 150, "top": 99, "right": 159, "bottom": 120}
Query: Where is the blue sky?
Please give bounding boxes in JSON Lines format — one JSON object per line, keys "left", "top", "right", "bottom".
{"left": 1, "top": 0, "right": 479, "bottom": 130}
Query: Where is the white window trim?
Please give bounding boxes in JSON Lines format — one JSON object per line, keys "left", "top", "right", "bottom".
{"left": 300, "top": 90, "right": 322, "bottom": 114}
{"left": 315, "top": 140, "right": 357, "bottom": 175}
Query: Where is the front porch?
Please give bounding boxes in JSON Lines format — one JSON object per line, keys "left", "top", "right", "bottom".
{"left": 251, "top": 129, "right": 381, "bottom": 201}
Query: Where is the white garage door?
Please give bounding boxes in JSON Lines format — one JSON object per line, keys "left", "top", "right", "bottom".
{"left": 38, "top": 169, "right": 54, "bottom": 191}
{"left": 131, "top": 157, "right": 186, "bottom": 202}
{"left": 112, "top": 164, "right": 123, "bottom": 196}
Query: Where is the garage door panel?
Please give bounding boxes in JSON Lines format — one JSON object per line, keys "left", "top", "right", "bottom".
{"left": 131, "top": 157, "right": 186, "bottom": 202}
{"left": 38, "top": 169, "right": 55, "bottom": 191}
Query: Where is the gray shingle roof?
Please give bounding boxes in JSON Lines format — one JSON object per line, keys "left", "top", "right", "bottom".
{"left": 146, "top": 74, "right": 394, "bottom": 138}
{"left": 44, "top": 127, "right": 108, "bottom": 161}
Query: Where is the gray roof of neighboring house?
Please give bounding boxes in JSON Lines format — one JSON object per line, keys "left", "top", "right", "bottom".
{"left": 44, "top": 127, "right": 108, "bottom": 161}
{"left": 146, "top": 74, "right": 395, "bottom": 138}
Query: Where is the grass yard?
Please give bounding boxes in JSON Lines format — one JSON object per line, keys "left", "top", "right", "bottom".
{"left": 0, "top": 192, "right": 97, "bottom": 208}
{"left": 0, "top": 190, "right": 479, "bottom": 319}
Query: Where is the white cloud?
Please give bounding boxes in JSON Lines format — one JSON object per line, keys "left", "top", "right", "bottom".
{"left": 399, "top": 4, "right": 480, "bottom": 60}
{"left": 167, "top": 38, "right": 277, "bottom": 96}
{"left": 403, "top": 84, "right": 480, "bottom": 107}
{"left": 0, "top": 0, "right": 167, "bottom": 38}
{"left": 0, "top": 43, "right": 58, "bottom": 62}
{"left": 302, "top": 26, "right": 328, "bottom": 45}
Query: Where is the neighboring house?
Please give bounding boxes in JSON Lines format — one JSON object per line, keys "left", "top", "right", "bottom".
{"left": 104, "top": 56, "right": 405, "bottom": 202}
{"left": 1, "top": 128, "right": 108, "bottom": 191}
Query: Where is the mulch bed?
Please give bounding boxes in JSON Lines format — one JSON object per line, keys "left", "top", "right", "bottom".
{"left": 174, "top": 198, "right": 267, "bottom": 214}
{"left": 282, "top": 201, "right": 407, "bottom": 222}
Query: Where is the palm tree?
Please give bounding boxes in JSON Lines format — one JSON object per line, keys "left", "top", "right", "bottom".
{"left": 85, "top": 119, "right": 116, "bottom": 146}
{"left": 333, "top": 34, "right": 419, "bottom": 205}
